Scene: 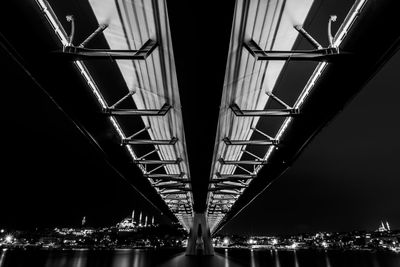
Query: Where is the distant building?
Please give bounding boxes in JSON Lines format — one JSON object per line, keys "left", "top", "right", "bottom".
{"left": 377, "top": 221, "right": 391, "bottom": 232}
{"left": 117, "top": 217, "right": 137, "bottom": 231}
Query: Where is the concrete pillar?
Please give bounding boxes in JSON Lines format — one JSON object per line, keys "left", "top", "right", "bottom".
{"left": 185, "top": 212, "right": 214, "bottom": 255}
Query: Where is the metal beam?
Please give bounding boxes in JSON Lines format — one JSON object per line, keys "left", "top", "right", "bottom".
{"left": 163, "top": 197, "right": 190, "bottom": 201}
{"left": 153, "top": 178, "right": 189, "bottom": 183}
{"left": 215, "top": 172, "right": 256, "bottom": 179}
{"left": 211, "top": 181, "right": 246, "bottom": 187}
{"left": 211, "top": 184, "right": 247, "bottom": 190}
{"left": 133, "top": 158, "right": 182, "bottom": 165}
{"left": 210, "top": 178, "right": 250, "bottom": 183}
{"left": 144, "top": 173, "right": 185, "bottom": 179}
{"left": 223, "top": 137, "right": 278, "bottom": 146}
{"left": 230, "top": 103, "right": 299, "bottom": 117}
{"left": 122, "top": 137, "right": 178, "bottom": 145}
{"left": 160, "top": 189, "right": 191, "bottom": 194}
{"left": 59, "top": 39, "right": 158, "bottom": 60}
{"left": 104, "top": 103, "right": 171, "bottom": 116}
{"left": 218, "top": 158, "right": 267, "bottom": 165}
{"left": 210, "top": 191, "right": 241, "bottom": 195}
{"left": 210, "top": 200, "right": 235, "bottom": 205}
{"left": 244, "top": 39, "right": 345, "bottom": 62}
{"left": 155, "top": 184, "right": 188, "bottom": 190}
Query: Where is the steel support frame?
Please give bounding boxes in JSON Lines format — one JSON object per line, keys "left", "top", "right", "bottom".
{"left": 223, "top": 137, "right": 278, "bottom": 146}
{"left": 218, "top": 158, "right": 267, "bottom": 165}
{"left": 215, "top": 172, "right": 256, "bottom": 179}
{"left": 154, "top": 183, "right": 188, "bottom": 190}
{"left": 145, "top": 173, "right": 185, "bottom": 179}
{"left": 104, "top": 103, "right": 171, "bottom": 116}
{"left": 244, "top": 39, "right": 341, "bottom": 62}
{"left": 133, "top": 158, "right": 182, "bottom": 165}
{"left": 122, "top": 137, "right": 178, "bottom": 145}
{"left": 61, "top": 39, "right": 158, "bottom": 60}
{"left": 230, "top": 103, "right": 299, "bottom": 117}
{"left": 211, "top": 184, "right": 247, "bottom": 190}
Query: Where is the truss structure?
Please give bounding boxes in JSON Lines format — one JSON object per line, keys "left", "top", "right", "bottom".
{"left": 206, "top": 0, "right": 365, "bottom": 233}
{"left": 36, "top": 0, "right": 193, "bottom": 230}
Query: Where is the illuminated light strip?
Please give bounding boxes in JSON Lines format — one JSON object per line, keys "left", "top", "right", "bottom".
{"left": 262, "top": 0, "right": 367, "bottom": 163}
{"left": 37, "top": 0, "right": 68, "bottom": 46}
{"left": 36, "top": 0, "right": 193, "bottom": 230}
{"left": 333, "top": 0, "right": 367, "bottom": 47}
{"left": 212, "top": 0, "right": 369, "bottom": 232}
{"left": 35, "top": 0, "right": 142, "bottom": 165}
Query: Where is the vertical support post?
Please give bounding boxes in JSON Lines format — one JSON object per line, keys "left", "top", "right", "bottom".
{"left": 185, "top": 213, "right": 214, "bottom": 256}
{"left": 294, "top": 25, "right": 322, "bottom": 49}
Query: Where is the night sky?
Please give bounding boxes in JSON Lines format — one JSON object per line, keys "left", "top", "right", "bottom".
{"left": 222, "top": 50, "right": 400, "bottom": 235}
{"left": 1, "top": 0, "right": 400, "bottom": 235}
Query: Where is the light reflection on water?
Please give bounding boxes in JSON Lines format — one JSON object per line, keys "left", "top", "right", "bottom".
{"left": 274, "top": 249, "right": 281, "bottom": 267}
{"left": 2, "top": 248, "right": 400, "bottom": 267}
{"left": 250, "top": 249, "right": 256, "bottom": 267}
{"left": 294, "top": 250, "right": 300, "bottom": 267}
{"left": 73, "top": 249, "right": 87, "bottom": 267}
{"left": 224, "top": 248, "right": 229, "bottom": 267}
{"left": 0, "top": 249, "right": 7, "bottom": 267}
{"left": 324, "top": 250, "right": 332, "bottom": 267}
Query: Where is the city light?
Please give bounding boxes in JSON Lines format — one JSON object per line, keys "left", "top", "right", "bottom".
{"left": 35, "top": 0, "right": 193, "bottom": 230}
{"left": 5, "top": 235, "right": 13, "bottom": 243}
{"left": 223, "top": 237, "right": 230, "bottom": 246}
{"left": 209, "top": 0, "right": 370, "bottom": 232}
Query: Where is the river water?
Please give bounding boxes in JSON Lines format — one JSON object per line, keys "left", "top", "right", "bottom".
{"left": 1, "top": 248, "right": 400, "bottom": 267}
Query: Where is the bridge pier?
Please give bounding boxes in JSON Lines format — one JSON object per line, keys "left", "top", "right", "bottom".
{"left": 185, "top": 213, "right": 214, "bottom": 256}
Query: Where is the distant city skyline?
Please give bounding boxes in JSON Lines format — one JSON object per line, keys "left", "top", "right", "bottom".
{"left": 1, "top": 0, "right": 400, "bottom": 239}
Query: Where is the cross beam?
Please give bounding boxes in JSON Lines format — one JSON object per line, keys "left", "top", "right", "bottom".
{"left": 218, "top": 158, "right": 267, "bottom": 165}
{"left": 209, "top": 178, "right": 251, "bottom": 183}
{"left": 104, "top": 103, "right": 171, "bottom": 116}
{"left": 244, "top": 39, "right": 345, "bottom": 62}
{"left": 144, "top": 173, "right": 185, "bottom": 179}
{"left": 160, "top": 189, "right": 191, "bottom": 194}
{"left": 153, "top": 178, "right": 190, "bottom": 183}
{"left": 133, "top": 158, "right": 182, "bottom": 165}
{"left": 223, "top": 137, "right": 278, "bottom": 146}
{"left": 158, "top": 186, "right": 188, "bottom": 191}
{"left": 59, "top": 39, "right": 158, "bottom": 60}
{"left": 122, "top": 137, "right": 178, "bottom": 145}
{"left": 215, "top": 172, "right": 256, "bottom": 179}
{"left": 230, "top": 103, "right": 299, "bottom": 117}
{"left": 211, "top": 184, "right": 247, "bottom": 190}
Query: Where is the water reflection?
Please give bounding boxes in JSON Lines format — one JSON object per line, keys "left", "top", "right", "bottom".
{"left": 112, "top": 249, "right": 131, "bottom": 267}
{"left": 0, "top": 249, "right": 7, "bottom": 267}
{"left": 250, "top": 249, "right": 256, "bottom": 267}
{"left": 293, "top": 250, "right": 300, "bottom": 267}
{"left": 274, "top": 249, "right": 281, "bottom": 267}
{"left": 73, "top": 249, "right": 87, "bottom": 267}
{"left": 2, "top": 248, "right": 400, "bottom": 267}
{"left": 224, "top": 249, "right": 229, "bottom": 267}
{"left": 324, "top": 250, "right": 332, "bottom": 267}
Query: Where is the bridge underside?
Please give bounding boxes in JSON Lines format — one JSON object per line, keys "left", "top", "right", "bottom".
{"left": 209, "top": 0, "right": 400, "bottom": 233}
{"left": 1, "top": 0, "right": 399, "bottom": 250}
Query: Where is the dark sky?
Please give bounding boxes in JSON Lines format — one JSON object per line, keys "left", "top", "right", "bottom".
{"left": 222, "top": 50, "right": 400, "bottom": 235}
{"left": 1, "top": 0, "right": 399, "bottom": 235}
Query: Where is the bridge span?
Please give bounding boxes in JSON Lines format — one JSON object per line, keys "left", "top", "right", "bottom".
{"left": 1, "top": 0, "right": 399, "bottom": 255}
